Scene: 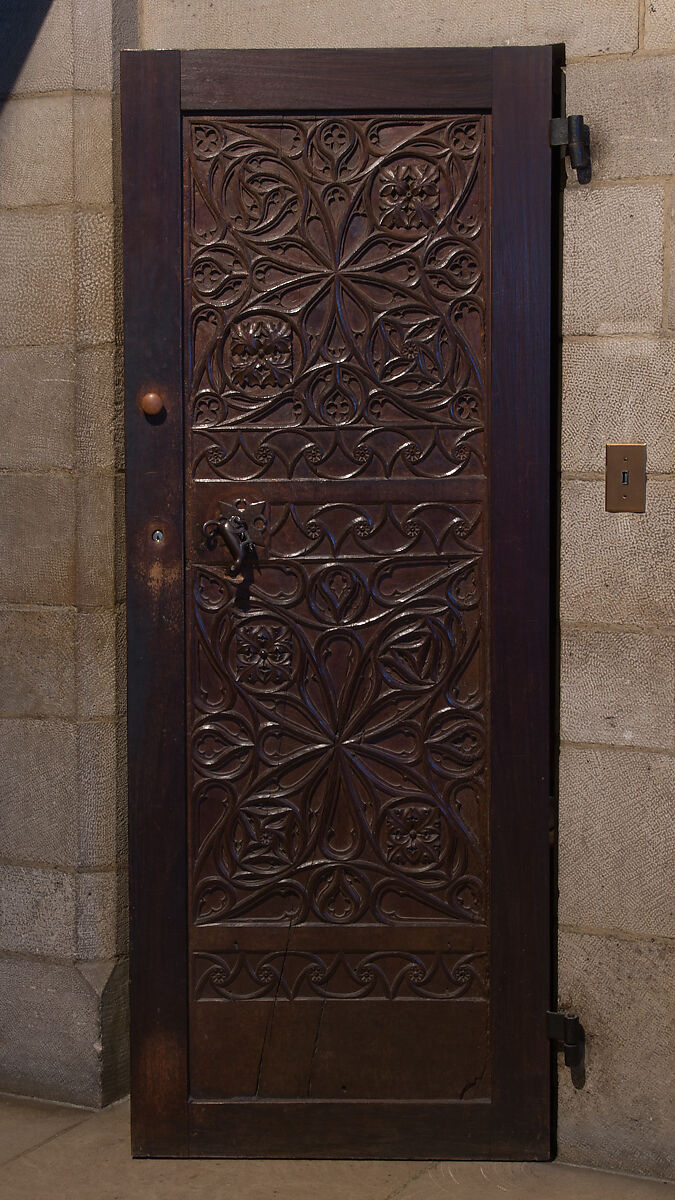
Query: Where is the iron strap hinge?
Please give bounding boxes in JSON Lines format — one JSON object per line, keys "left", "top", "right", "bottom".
{"left": 550, "top": 115, "right": 592, "bottom": 184}
{"left": 546, "top": 1010, "right": 585, "bottom": 1068}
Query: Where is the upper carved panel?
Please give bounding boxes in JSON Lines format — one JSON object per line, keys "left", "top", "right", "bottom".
{"left": 185, "top": 115, "right": 488, "bottom": 481}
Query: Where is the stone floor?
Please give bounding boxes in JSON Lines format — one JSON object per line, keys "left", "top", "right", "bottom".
{"left": 0, "top": 1094, "right": 672, "bottom": 1199}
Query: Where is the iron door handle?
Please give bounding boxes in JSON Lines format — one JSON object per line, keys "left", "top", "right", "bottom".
{"left": 203, "top": 513, "right": 254, "bottom": 576}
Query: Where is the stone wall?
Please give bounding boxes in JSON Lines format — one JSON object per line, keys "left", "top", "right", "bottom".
{"left": 0, "top": 0, "right": 135, "bottom": 1107}
{"left": 0, "top": 0, "right": 672, "bottom": 1177}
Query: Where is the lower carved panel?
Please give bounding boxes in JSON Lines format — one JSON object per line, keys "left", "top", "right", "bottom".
{"left": 195, "top": 949, "right": 487, "bottom": 1001}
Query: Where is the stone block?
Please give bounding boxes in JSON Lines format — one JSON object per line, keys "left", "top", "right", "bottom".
{"left": 0, "top": 473, "right": 75, "bottom": 605}
{"left": 0, "top": 865, "right": 75, "bottom": 957}
{"left": 560, "top": 480, "right": 674, "bottom": 628}
{"left": 139, "top": 0, "right": 638, "bottom": 58}
{"left": 0, "top": 0, "right": 73, "bottom": 96}
{"left": 662, "top": 186, "right": 667, "bottom": 328}
{"left": 0, "top": 608, "right": 75, "bottom": 717}
{"left": 0, "top": 346, "right": 75, "bottom": 471}
{"left": 644, "top": 0, "right": 675, "bottom": 48}
{"left": 563, "top": 185, "right": 663, "bottom": 335}
{"left": 0, "top": 955, "right": 119, "bottom": 1106}
{"left": 669, "top": 186, "right": 674, "bottom": 329}
{"left": 77, "top": 610, "right": 118, "bottom": 719}
{"left": 76, "top": 870, "right": 126, "bottom": 959}
{"left": 76, "top": 345, "right": 122, "bottom": 471}
{"left": 566, "top": 56, "right": 674, "bottom": 181}
{"left": 73, "top": 95, "right": 113, "bottom": 208}
{"left": 0, "top": 210, "right": 74, "bottom": 347}
{"left": 98, "top": 958, "right": 130, "bottom": 1103}
{"left": 78, "top": 719, "right": 126, "bottom": 867}
{"left": 74, "top": 0, "right": 137, "bottom": 91}
{"left": 0, "top": 96, "right": 73, "bottom": 207}
{"left": 0, "top": 719, "right": 78, "bottom": 867}
{"left": 560, "top": 630, "right": 674, "bottom": 750}
{"left": 73, "top": 0, "right": 112, "bottom": 91}
{"left": 561, "top": 337, "right": 675, "bottom": 473}
{"left": 558, "top": 931, "right": 675, "bottom": 1178}
{"left": 75, "top": 211, "right": 115, "bottom": 347}
{"left": 559, "top": 745, "right": 675, "bottom": 938}
{"left": 76, "top": 473, "right": 116, "bottom": 607}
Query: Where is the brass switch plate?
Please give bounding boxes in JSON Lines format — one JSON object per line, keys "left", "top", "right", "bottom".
{"left": 605, "top": 443, "right": 646, "bottom": 512}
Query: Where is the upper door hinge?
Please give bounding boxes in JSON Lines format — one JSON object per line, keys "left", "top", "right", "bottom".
{"left": 546, "top": 1010, "right": 585, "bottom": 1069}
{"left": 550, "top": 115, "right": 591, "bottom": 184}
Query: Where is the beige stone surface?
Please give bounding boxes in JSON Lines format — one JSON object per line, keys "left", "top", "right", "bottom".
{"left": 398, "top": 1159, "right": 672, "bottom": 1198}
{"left": 139, "top": 0, "right": 638, "bottom": 57}
{"left": 73, "top": 95, "right": 113, "bottom": 208}
{"left": 73, "top": 0, "right": 138, "bottom": 90}
{"left": 662, "top": 186, "right": 667, "bottom": 328}
{"left": 0, "top": 0, "right": 73, "bottom": 96}
{"left": 98, "top": 958, "right": 130, "bottom": 1101}
{"left": 0, "top": 719, "right": 77, "bottom": 866}
{"left": 0, "top": 1095, "right": 89, "bottom": 1169}
{"left": 76, "top": 871, "right": 126, "bottom": 959}
{"left": 0, "top": 96, "right": 73, "bottom": 208}
{"left": 76, "top": 472, "right": 116, "bottom": 607}
{"left": 75, "top": 211, "right": 115, "bottom": 347}
{"left": 669, "top": 185, "right": 674, "bottom": 329}
{"left": 558, "top": 744, "right": 675, "bottom": 938}
{"left": 0, "top": 956, "right": 110, "bottom": 1106}
{"left": 561, "top": 337, "right": 675, "bottom": 473}
{"left": 0, "top": 866, "right": 75, "bottom": 957}
{"left": 0, "top": 608, "right": 75, "bottom": 717}
{"left": 0, "top": 1096, "right": 672, "bottom": 1199}
{"left": 560, "top": 630, "right": 674, "bottom": 749}
{"left": 0, "top": 473, "right": 75, "bottom": 605}
{"left": 76, "top": 345, "right": 121, "bottom": 471}
{"left": 563, "top": 185, "right": 664, "bottom": 335}
{"left": 0, "top": 210, "right": 74, "bottom": 346}
{"left": 560, "top": 479, "right": 674, "bottom": 628}
{"left": 0, "top": 346, "right": 75, "bottom": 470}
{"left": 76, "top": 610, "right": 118, "bottom": 718}
{"left": 73, "top": 0, "right": 112, "bottom": 90}
{"left": 78, "top": 719, "right": 125, "bottom": 867}
{"left": 558, "top": 931, "right": 675, "bottom": 1179}
{"left": 644, "top": 0, "right": 675, "bottom": 48}
{"left": 566, "top": 55, "right": 675, "bottom": 181}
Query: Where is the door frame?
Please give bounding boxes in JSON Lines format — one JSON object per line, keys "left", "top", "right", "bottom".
{"left": 121, "top": 46, "right": 562, "bottom": 1158}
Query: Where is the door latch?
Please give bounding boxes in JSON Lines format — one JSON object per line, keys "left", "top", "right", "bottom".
{"left": 203, "top": 513, "right": 255, "bottom": 576}
{"left": 550, "top": 115, "right": 591, "bottom": 184}
{"left": 202, "top": 499, "right": 267, "bottom": 577}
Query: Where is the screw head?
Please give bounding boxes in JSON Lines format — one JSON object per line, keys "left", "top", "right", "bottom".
{"left": 152, "top": 529, "right": 164, "bottom": 543}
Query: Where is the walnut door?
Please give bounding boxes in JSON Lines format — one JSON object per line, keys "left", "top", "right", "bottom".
{"left": 122, "top": 48, "right": 560, "bottom": 1159}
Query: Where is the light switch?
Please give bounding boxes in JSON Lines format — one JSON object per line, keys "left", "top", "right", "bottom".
{"left": 605, "top": 444, "right": 646, "bottom": 512}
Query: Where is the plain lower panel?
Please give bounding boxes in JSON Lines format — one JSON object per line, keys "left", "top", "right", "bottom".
{"left": 190, "top": 998, "right": 490, "bottom": 1101}
{"left": 189, "top": 1099, "right": 497, "bottom": 1158}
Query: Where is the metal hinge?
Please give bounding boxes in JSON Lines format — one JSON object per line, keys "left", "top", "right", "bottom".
{"left": 550, "top": 115, "right": 592, "bottom": 184}
{"left": 546, "top": 1010, "right": 585, "bottom": 1069}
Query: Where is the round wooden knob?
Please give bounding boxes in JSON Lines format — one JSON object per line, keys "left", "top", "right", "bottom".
{"left": 139, "top": 391, "right": 164, "bottom": 416}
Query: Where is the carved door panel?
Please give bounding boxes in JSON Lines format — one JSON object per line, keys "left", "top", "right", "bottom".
{"left": 123, "top": 49, "right": 559, "bottom": 1159}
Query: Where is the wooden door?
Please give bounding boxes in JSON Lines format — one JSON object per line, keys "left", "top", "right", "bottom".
{"left": 122, "top": 47, "right": 561, "bottom": 1159}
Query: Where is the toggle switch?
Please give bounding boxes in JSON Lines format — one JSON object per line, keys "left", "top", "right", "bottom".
{"left": 605, "top": 444, "right": 646, "bottom": 512}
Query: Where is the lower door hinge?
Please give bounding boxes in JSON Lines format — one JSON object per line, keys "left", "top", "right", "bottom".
{"left": 550, "top": 115, "right": 591, "bottom": 184}
{"left": 546, "top": 1010, "right": 585, "bottom": 1069}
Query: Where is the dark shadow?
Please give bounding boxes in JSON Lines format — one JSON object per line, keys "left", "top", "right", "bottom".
{"left": 0, "top": 0, "right": 57, "bottom": 107}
